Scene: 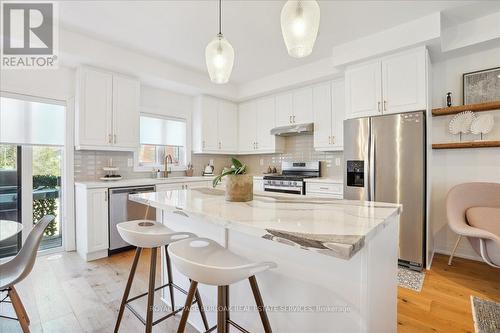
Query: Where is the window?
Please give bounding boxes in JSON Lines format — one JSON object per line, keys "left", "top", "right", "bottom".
{"left": 137, "top": 115, "right": 187, "bottom": 170}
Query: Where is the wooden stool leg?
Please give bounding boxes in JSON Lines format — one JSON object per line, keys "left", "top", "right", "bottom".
{"left": 248, "top": 276, "right": 272, "bottom": 333}
{"left": 224, "top": 286, "right": 230, "bottom": 333}
{"left": 10, "top": 286, "right": 29, "bottom": 324}
{"left": 217, "top": 286, "right": 228, "bottom": 333}
{"left": 114, "top": 247, "right": 142, "bottom": 333}
{"left": 145, "top": 247, "right": 157, "bottom": 333}
{"left": 8, "top": 287, "right": 30, "bottom": 333}
{"left": 177, "top": 280, "right": 198, "bottom": 333}
{"left": 192, "top": 280, "right": 209, "bottom": 331}
{"left": 164, "top": 245, "right": 176, "bottom": 312}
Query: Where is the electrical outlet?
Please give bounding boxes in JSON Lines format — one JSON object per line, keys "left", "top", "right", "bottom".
{"left": 260, "top": 158, "right": 264, "bottom": 166}
{"left": 127, "top": 158, "right": 133, "bottom": 167}
{"left": 209, "top": 159, "right": 214, "bottom": 166}
{"left": 335, "top": 158, "right": 341, "bottom": 166}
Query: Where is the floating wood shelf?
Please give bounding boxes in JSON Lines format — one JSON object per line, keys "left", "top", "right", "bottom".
{"left": 432, "top": 141, "right": 500, "bottom": 149}
{"left": 432, "top": 100, "right": 500, "bottom": 116}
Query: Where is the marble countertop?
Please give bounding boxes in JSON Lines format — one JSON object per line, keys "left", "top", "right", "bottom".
{"left": 304, "top": 178, "right": 343, "bottom": 184}
{"left": 130, "top": 188, "right": 401, "bottom": 260}
{"left": 75, "top": 176, "right": 215, "bottom": 189}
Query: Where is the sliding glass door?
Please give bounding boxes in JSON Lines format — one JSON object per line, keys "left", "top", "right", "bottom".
{"left": 0, "top": 145, "right": 22, "bottom": 257}
{"left": 0, "top": 95, "right": 66, "bottom": 256}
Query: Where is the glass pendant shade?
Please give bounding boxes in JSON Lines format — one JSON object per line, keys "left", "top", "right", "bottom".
{"left": 280, "top": 0, "right": 320, "bottom": 58}
{"left": 205, "top": 33, "right": 235, "bottom": 84}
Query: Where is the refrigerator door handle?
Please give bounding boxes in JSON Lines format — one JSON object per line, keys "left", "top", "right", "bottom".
{"left": 369, "top": 135, "right": 376, "bottom": 201}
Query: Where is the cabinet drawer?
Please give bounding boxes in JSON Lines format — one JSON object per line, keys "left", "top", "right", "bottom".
{"left": 306, "top": 182, "right": 343, "bottom": 195}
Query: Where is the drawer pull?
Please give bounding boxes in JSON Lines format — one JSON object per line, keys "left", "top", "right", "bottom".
{"left": 319, "top": 187, "right": 329, "bottom": 190}
{"left": 173, "top": 210, "right": 189, "bottom": 218}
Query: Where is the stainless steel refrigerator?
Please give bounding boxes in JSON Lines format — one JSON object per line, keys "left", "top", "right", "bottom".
{"left": 343, "top": 111, "right": 426, "bottom": 271}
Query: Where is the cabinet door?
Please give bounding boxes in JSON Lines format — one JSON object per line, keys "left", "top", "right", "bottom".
{"left": 77, "top": 67, "right": 113, "bottom": 148}
{"left": 292, "top": 87, "right": 313, "bottom": 124}
{"left": 345, "top": 60, "right": 382, "bottom": 119}
{"left": 256, "top": 96, "right": 276, "bottom": 151}
{"left": 112, "top": 75, "right": 140, "bottom": 149}
{"left": 313, "top": 83, "right": 332, "bottom": 150}
{"left": 201, "top": 97, "right": 219, "bottom": 151}
{"left": 217, "top": 101, "right": 238, "bottom": 153}
{"left": 382, "top": 48, "right": 426, "bottom": 114}
{"left": 87, "top": 189, "right": 109, "bottom": 253}
{"left": 331, "top": 79, "right": 345, "bottom": 150}
{"left": 275, "top": 92, "right": 293, "bottom": 127}
{"left": 238, "top": 102, "right": 257, "bottom": 153}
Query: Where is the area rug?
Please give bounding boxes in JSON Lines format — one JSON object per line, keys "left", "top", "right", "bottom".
{"left": 397, "top": 267, "right": 426, "bottom": 292}
{"left": 471, "top": 296, "right": 500, "bottom": 333}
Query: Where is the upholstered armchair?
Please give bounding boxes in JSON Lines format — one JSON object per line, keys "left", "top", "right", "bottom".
{"left": 446, "top": 182, "right": 500, "bottom": 268}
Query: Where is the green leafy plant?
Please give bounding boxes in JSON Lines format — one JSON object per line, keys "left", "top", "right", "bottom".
{"left": 212, "top": 157, "right": 247, "bottom": 188}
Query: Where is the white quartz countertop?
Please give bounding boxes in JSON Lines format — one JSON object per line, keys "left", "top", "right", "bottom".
{"left": 304, "top": 178, "right": 343, "bottom": 184}
{"left": 130, "top": 188, "right": 401, "bottom": 260}
{"left": 75, "top": 176, "right": 215, "bottom": 189}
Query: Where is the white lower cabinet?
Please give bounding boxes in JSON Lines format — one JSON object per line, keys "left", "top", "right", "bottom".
{"left": 75, "top": 186, "right": 109, "bottom": 261}
{"left": 253, "top": 178, "right": 264, "bottom": 192}
{"left": 305, "top": 181, "right": 343, "bottom": 199}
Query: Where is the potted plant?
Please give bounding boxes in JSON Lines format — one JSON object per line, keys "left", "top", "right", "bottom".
{"left": 212, "top": 158, "right": 253, "bottom": 202}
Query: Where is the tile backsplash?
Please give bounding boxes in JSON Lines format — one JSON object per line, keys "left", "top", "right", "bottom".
{"left": 74, "top": 134, "right": 343, "bottom": 181}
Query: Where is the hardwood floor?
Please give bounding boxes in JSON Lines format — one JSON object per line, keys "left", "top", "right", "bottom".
{"left": 1, "top": 251, "right": 498, "bottom": 332}
{"left": 398, "top": 254, "right": 500, "bottom": 333}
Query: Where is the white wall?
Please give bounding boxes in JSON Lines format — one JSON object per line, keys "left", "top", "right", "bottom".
{"left": 430, "top": 46, "right": 500, "bottom": 261}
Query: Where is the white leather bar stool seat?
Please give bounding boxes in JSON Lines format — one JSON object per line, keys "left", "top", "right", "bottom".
{"left": 170, "top": 237, "right": 277, "bottom": 333}
{"left": 117, "top": 219, "right": 196, "bottom": 248}
{"left": 168, "top": 237, "right": 276, "bottom": 286}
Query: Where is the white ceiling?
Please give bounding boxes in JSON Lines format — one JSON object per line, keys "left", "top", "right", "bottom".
{"left": 59, "top": 1, "right": 478, "bottom": 84}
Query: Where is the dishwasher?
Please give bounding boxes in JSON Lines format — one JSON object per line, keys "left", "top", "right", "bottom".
{"left": 108, "top": 186, "right": 156, "bottom": 254}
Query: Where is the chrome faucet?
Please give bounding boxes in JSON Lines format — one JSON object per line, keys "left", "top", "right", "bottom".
{"left": 164, "top": 154, "right": 173, "bottom": 177}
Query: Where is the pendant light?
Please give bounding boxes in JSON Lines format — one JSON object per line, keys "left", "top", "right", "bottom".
{"left": 280, "top": 0, "right": 320, "bottom": 58}
{"left": 205, "top": 0, "right": 234, "bottom": 84}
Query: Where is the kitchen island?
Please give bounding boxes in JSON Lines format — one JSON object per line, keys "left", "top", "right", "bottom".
{"left": 130, "top": 188, "right": 401, "bottom": 333}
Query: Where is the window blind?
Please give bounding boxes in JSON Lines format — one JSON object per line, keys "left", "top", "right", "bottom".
{"left": 0, "top": 97, "right": 65, "bottom": 146}
{"left": 140, "top": 116, "right": 186, "bottom": 147}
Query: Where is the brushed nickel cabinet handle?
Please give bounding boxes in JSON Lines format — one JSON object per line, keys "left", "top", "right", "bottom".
{"left": 173, "top": 210, "right": 189, "bottom": 217}
{"left": 289, "top": 115, "right": 292, "bottom": 123}
{"left": 114, "top": 134, "right": 117, "bottom": 144}
{"left": 108, "top": 134, "right": 112, "bottom": 144}
{"left": 328, "top": 136, "right": 331, "bottom": 144}
{"left": 377, "top": 101, "right": 381, "bottom": 112}
{"left": 383, "top": 100, "right": 387, "bottom": 111}
{"left": 202, "top": 140, "right": 205, "bottom": 149}
{"left": 332, "top": 136, "right": 335, "bottom": 144}
{"left": 293, "top": 115, "right": 295, "bottom": 123}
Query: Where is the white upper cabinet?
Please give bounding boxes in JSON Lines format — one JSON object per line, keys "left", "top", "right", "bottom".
{"left": 256, "top": 96, "right": 278, "bottom": 151}
{"left": 238, "top": 102, "right": 257, "bottom": 153}
{"left": 193, "top": 96, "right": 237, "bottom": 154}
{"left": 382, "top": 48, "right": 426, "bottom": 114}
{"left": 345, "top": 60, "right": 382, "bottom": 119}
{"left": 345, "top": 47, "right": 427, "bottom": 119}
{"left": 313, "top": 79, "right": 345, "bottom": 151}
{"left": 292, "top": 87, "right": 313, "bottom": 124}
{"left": 76, "top": 66, "right": 140, "bottom": 151}
{"left": 331, "top": 79, "right": 345, "bottom": 150}
{"left": 218, "top": 100, "right": 238, "bottom": 152}
{"left": 112, "top": 75, "right": 140, "bottom": 149}
{"left": 275, "top": 92, "right": 293, "bottom": 127}
{"left": 313, "top": 82, "right": 332, "bottom": 149}
{"left": 238, "top": 97, "right": 284, "bottom": 154}
{"left": 76, "top": 67, "right": 113, "bottom": 148}
{"left": 275, "top": 88, "right": 313, "bottom": 127}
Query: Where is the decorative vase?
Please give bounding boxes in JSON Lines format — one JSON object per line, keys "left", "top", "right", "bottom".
{"left": 225, "top": 174, "right": 253, "bottom": 202}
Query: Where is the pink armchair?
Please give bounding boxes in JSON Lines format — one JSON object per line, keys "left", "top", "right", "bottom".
{"left": 446, "top": 182, "right": 500, "bottom": 268}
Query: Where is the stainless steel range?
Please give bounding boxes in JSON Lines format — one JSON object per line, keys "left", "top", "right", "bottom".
{"left": 263, "top": 161, "right": 320, "bottom": 195}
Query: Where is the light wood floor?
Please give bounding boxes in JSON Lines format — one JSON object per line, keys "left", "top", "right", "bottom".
{"left": 398, "top": 254, "right": 500, "bottom": 333}
{"left": 1, "top": 251, "right": 498, "bottom": 333}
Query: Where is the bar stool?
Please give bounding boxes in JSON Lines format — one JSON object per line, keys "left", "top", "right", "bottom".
{"left": 113, "top": 220, "right": 210, "bottom": 333}
{"left": 168, "top": 237, "right": 277, "bottom": 333}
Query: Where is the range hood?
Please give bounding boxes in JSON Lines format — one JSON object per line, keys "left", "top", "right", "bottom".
{"left": 270, "top": 123, "right": 314, "bottom": 136}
